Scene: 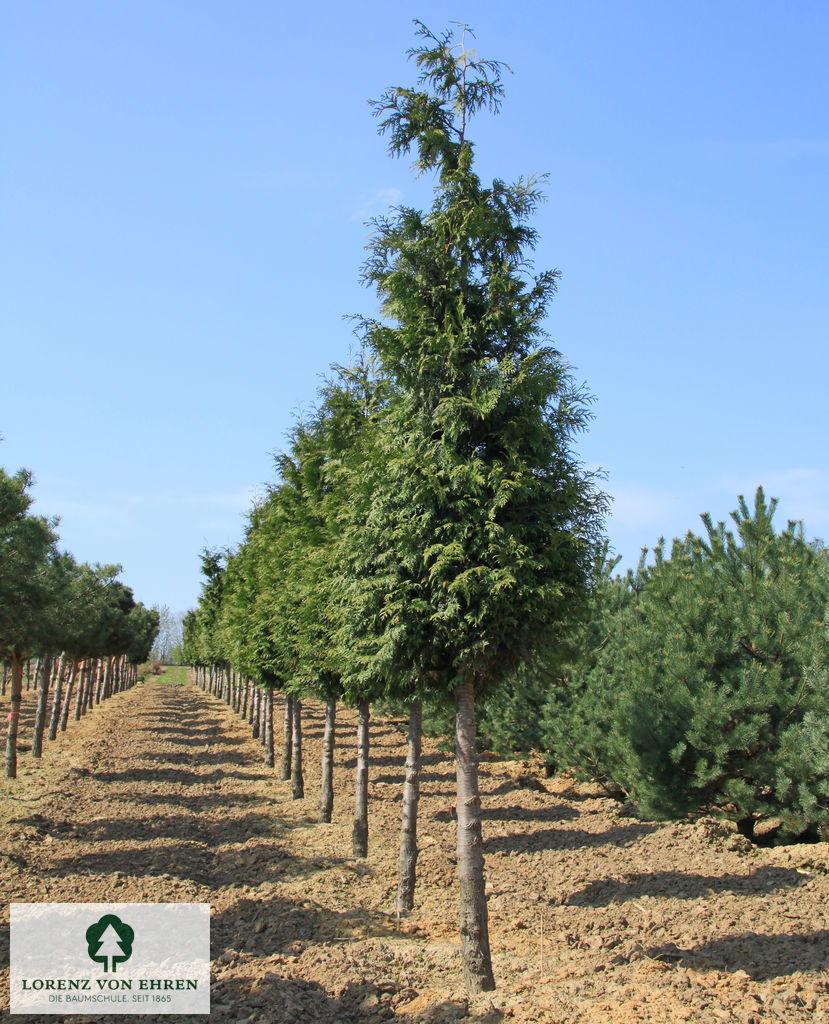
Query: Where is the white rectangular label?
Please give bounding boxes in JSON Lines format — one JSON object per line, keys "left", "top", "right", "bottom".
{"left": 10, "top": 903, "right": 210, "bottom": 1015}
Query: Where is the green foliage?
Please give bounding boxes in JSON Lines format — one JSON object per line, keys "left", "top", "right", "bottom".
{"left": 341, "top": 23, "right": 606, "bottom": 706}
{"left": 0, "top": 467, "right": 61, "bottom": 661}
{"left": 0, "top": 462, "right": 158, "bottom": 671}
{"left": 545, "top": 489, "right": 829, "bottom": 839}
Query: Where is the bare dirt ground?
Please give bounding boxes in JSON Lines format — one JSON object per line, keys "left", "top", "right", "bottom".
{"left": 2, "top": 673, "right": 829, "bottom": 1024}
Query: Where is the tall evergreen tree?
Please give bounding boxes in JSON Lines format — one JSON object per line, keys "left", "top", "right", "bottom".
{"left": 348, "top": 22, "right": 606, "bottom": 992}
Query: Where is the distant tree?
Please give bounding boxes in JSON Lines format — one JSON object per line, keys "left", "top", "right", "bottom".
{"left": 0, "top": 467, "right": 60, "bottom": 777}
{"left": 151, "top": 605, "right": 185, "bottom": 664}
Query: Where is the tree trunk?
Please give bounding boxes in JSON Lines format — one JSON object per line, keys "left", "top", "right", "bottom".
{"left": 2, "top": 663, "right": 7, "bottom": 696}
{"left": 454, "top": 680, "right": 495, "bottom": 993}
{"left": 251, "top": 686, "right": 260, "bottom": 739}
{"left": 264, "top": 689, "right": 275, "bottom": 768}
{"left": 291, "top": 698, "right": 304, "bottom": 799}
{"left": 352, "top": 699, "right": 370, "bottom": 858}
{"left": 75, "top": 661, "right": 88, "bottom": 720}
{"left": 87, "top": 660, "right": 99, "bottom": 712}
{"left": 396, "top": 699, "right": 422, "bottom": 913}
{"left": 31, "top": 654, "right": 53, "bottom": 758}
{"left": 64, "top": 660, "right": 83, "bottom": 731}
{"left": 318, "top": 699, "right": 337, "bottom": 823}
{"left": 48, "top": 654, "right": 70, "bottom": 740}
{"left": 280, "top": 695, "right": 293, "bottom": 780}
{"left": 103, "top": 656, "right": 114, "bottom": 701}
{"left": 5, "top": 655, "right": 24, "bottom": 778}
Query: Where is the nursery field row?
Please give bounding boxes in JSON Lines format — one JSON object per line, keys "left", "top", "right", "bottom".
{"left": 1, "top": 673, "right": 828, "bottom": 1022}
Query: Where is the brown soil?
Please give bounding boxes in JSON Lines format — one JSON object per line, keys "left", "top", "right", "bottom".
{"left": 2, "top": 675, "right": 829, "bottom": 1024}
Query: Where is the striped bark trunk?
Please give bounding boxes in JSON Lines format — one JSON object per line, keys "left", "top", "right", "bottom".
{"left": 352, "top": 700, "right": 370, "bottom": 858}
{"left": 32, "top": 654, "right": 54, "bottom": 758}
{"left": 4, "top": 655, "right": 24, "bottom": 778}
{"left": 291, "top": 698, "right": 304, "bottom": 799}
{"left": 48, "top": 654, "right": 71, "bottom": 740}
{"left": 280, "top": 695, "right": 292, "bottom": 780}
{"left": 264, "top": 689, "right": 275, "bottom": 768}
{"left": 396, "top": 699, "right": 422, "bottom": 913}
{"left": 454, "top": 679, "right": 495, "bottom": 993}
{"left": 251, "top": 686, "right": 260, "bottom": 739}
{"left": 318, "top": 699, "right": 337, "bottom": 823}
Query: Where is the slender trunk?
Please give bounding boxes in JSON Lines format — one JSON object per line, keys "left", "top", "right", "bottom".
{"left": 454, "top": 680, "right": 495, "bottom": 993}
{"left": 57, "top": 659, "right": 79, "bottom": 734}
{"left": 264, "top": 689, "right": 275, "bottom": 768}
{"left": 251, "top": 686, "right": 260, "bottom": 739}
{"left": 318, "top": 699, "right": 337, "bottom": 823}
{"left": 396, "top": 699, "right": 423, "bottom": 913}
{"left": 5, "top": 655, "right": 24, "bottom": 778}
{"left": 47, "top": 654, "right": 69, "bottom": 740}
{"left": 291, "top": 698, "right": 304, "bottom": 799}
{"left": 352, "top": 699, "right": 370, "bottom": 858}
{"left": 280, "top": 695, "right": 293, "bottom": 781}
{"left": 241, "top": 678, "right": 248, "bottom": 720}
{"left": 86, "top": 660, "right": 98, "bottom": 713}
{"left": 104, "top": 656, "right": 114, "bottom": 701}
{"left": 32, "top": 654, "right": 54, "bottom": 758}
{"left": 94, "top": 659, "right": 104, "bottom": 704}
{"left": 75, "top": 661, "right": 88, "bottom": 720}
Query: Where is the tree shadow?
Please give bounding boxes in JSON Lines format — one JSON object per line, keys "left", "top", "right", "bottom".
{"left": 205, "top": 967, "right": 418, "bottom": 1024}
{"left": 90, "top": 766, "right": 263, "bottom": 785}
{"left": 481, "top": 802, "right": 579, "bottom": 824}
{"left": 569, "top": 866, "right": 806, "bottom": 906}
{"left": 136, "top": 725, "right": 227, "bottom": 738}
{"left": 42, "top": 831, "right": 346, "bottom": 889}
{"left": 117, "top": 790, "right": 267, "bottom": 810}
{"left": 484, "top": 822, "right": 657, "bottom": 854}
{"left": 646, "top": 930, "right": 829, "bottom": 978}
{"left": 137, "top": 749, "right": 252, "bottom": 766}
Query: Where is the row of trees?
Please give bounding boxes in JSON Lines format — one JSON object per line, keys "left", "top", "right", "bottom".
{"left": 184, "top": 22, "right": 606, "bottom": 995}
{"left": 0, "top": 465, "right": 159, "bottom": 778}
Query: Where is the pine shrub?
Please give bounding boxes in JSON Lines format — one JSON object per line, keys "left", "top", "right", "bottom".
{"left": 544, "top": 489, "right": 829, "bottom": 840}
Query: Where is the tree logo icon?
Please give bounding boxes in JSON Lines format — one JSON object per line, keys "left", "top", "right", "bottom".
{"left": 85, "top": 914, "right": 135, "bottom": 972}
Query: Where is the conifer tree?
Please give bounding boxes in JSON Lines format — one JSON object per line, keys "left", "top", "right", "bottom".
{"left": 0, "top": 467, "right": 60, "bottom": 777}
{"left": 547, "top": 489, "right": 829, "bottom": 840}
{"left": 349, "top": 22, "right": 605, "bottom": 992}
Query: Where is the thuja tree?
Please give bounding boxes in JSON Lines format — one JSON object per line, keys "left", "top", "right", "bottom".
{"left": 545, "top": 489, "right": 829, "bottom": 840}
{"left": 350, "top": 23, "right": 606, "bottom": 992}
{"left": 217, "top": 544, "right": 276, "bottom": 770}
{"left": 292, "top": 369, "right": 384, "bottom": 827}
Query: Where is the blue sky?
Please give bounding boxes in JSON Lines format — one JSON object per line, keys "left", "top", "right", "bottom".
{"left": 3, "top": 1, "right": 827, "bottom": 613}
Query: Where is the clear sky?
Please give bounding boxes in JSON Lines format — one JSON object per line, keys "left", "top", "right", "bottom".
{"left": 3, "top": 1, "right": 827, "bottom": 613}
